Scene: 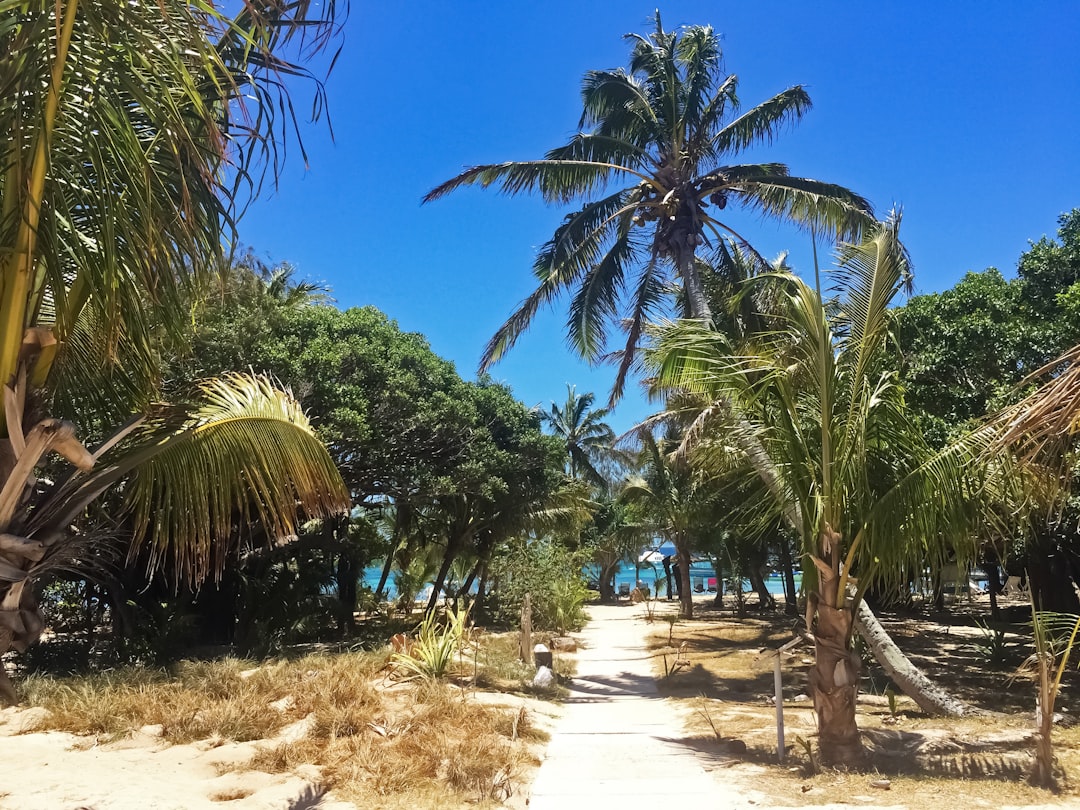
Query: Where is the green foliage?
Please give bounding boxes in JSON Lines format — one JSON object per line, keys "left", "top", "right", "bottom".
{"left": 898, "top": 209, "right": 1080, "bottom": 445}
{"left": 971, "top": 620, "right": 1016, "bottom": 669}
{"left": 391, "top": 607, "right": 470, "bottom": 681}
{"left": 490, "top": 538, "right": 589, "bottom": 633}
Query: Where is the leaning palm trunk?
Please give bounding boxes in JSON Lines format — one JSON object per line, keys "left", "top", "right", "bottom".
{"left": 853, "top": 601, "right": 969, "bottom": 716}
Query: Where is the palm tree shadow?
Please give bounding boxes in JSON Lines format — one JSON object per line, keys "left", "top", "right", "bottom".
{"left": 287, "top": 784, "right": 328, "bottom": 809}
{"left": 654, "top": 727, "right": 1034, "bottom": 783}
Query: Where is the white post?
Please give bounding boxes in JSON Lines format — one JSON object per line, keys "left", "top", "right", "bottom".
{"left": 774, "top": 653, "right": 785, "bottom": 764}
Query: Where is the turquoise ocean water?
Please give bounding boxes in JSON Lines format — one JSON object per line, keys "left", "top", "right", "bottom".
{"left": 361, "top": 561, "right": 799, "bottom": 600}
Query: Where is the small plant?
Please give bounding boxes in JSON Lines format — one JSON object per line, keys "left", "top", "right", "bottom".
{"left": 660, "top": 641, "right": 691, "bottom": 678}
{"left": 971, "top": 619, "right": 1013, "bottom": 667}
{"left": 664, "top": 614, "right": 678, "bottom": 646}
{"left": 695, "top": 697, "right": 723, "bottom": 741}
{"left": 1018, "top": 608, "right": 1080, "bottom": 790}
{"left": 794, "top": 734, "right": 818, "bottom": 775}
{"left": 391, "top": 606, "right": 470, "bottom": 681}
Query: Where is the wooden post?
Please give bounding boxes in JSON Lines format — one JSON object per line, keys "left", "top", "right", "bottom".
{"left": 774, "top": 652, "right": 785, "bottom": 764}
{"left": 519, "top": 593, "right": 532, "bottom": 665}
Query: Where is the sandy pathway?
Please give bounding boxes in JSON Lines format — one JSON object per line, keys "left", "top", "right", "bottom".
{"left": 527, "top": 602, "right": 764, "bottom": 809}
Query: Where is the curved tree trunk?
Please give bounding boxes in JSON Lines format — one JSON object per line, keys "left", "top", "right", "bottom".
{"left": 853, "top": 600, "right": 970, "bottom": 716}
{"left": 599, "top": 561, "right": 618, "bottom": 603}
{"left": 675, "top": 541, "right": 693, "bottom": 619}
{"left": 746, "top": 545, "right": 775, "bottom": 610}
{"left": 777, "top": 535, "right": 798, "bottom": 616}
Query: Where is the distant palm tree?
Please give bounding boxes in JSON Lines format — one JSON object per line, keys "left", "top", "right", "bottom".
{"left": 621, "top": 429, "right": 716, "bottom": 619}
{"left": 426, "top": 12, "right": 873, "bottom": 398}
{"left": 541, "top": 386, "right": 617, "bottom": 488}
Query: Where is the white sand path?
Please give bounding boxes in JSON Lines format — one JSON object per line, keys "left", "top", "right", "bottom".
{"left": 527, "top": 602, "right": 767, "bottom": 809}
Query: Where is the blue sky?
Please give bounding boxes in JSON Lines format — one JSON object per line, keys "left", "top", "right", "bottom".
{"left": 238, "top": 2, "right": 1080, "bottom": 434}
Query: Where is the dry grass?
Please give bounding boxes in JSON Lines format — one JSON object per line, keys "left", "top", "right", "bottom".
{"left": 208, "top": 787, "right": 254, "bottom": 802}
{"left": 17, "top": 636, "right": 549, "bottom": 808}
{"left": 650, "top": 603, "right": 1080, "bottom": 806}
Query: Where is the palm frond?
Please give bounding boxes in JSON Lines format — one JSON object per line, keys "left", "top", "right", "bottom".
{"left": 711, "top": 86, "right": 812, "bottom": 156}
{"left": 423, "top": 160, "right": 652, "bottom": 205}
{"left": 736, "top": 175, "right": 875, "bottom": 242}
{"left": 33, "top": 373, "right": 349, "bottom": 583}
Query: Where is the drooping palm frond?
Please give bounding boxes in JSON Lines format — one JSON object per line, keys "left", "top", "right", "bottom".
{"left": 734, "top": 175, "right": 875, "bottom": 243}
{"left": 31, "top": 373, "right": 349, "bottom": 584}
{"left": 989, "top": 344, "right": 1080, "bottom": 465}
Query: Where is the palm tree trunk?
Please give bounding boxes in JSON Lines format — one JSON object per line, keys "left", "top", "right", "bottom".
{"left": 599, "top": 561, "right": 618, "bottom": 603}
{"left": 373, "top": 547, "right": 397, "bottom": 601}
{"left": 676, "top": 540, "right": 693, "bottom": 619}
{"left": 778, "top": 535, "right": 798, "bottom": 616}
{"left": 677, "top": 246, "right": 712, "bottom": 322}
{"left": 427, "top": 535, "right": 465, "bottom": 613}
{"left": 807, "top": 538, "right": 865, "bottom": 766}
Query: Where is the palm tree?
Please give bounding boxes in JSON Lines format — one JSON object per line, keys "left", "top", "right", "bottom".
{"left": 0, "top": 1, "right": 347, "bottom": 699}
{"left": 541, "top": 385, "right": 617, "bottom": 488}
{"left": 425, "top": 12, "right": 874, "bottom": 398}
{"left": 650, "top": 217, "right": 1009, "bottom": 763}
{"left": 622, "top": 429, "right": 718, "bottom": 618}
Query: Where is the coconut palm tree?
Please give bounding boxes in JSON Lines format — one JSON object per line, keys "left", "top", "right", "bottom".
{"left": 0, "top": 1, "right": 348, "bottom": 700}
{"left": 648, "top": 217, "right": 1019, "bottom": 763}
{"left": 621, "top": 428, "right": 719, "bottom": 618}
{"left": 425, "top": 12, "right": 873, "bottom": 398}
{"left": 541, "top": 385, "right": 617, "bottom": 488}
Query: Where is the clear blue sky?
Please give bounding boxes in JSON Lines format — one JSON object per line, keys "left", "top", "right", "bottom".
{"left": 238, "top": 2, "right": 1080, "bottom": 434}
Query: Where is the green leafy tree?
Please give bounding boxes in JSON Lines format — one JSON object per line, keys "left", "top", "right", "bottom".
{"left": 425, "top": 12, "right": 873, "bottom": 398}
{"left": 897, "top": 210, "right": 1080, "bottom": 612}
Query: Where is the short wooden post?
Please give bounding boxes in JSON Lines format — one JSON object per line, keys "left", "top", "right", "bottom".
{"left": 774, "top": 653, "right": 785, "bottom": 764}
{"left": 519, "top": 593, "right": 532, "bottom": 665}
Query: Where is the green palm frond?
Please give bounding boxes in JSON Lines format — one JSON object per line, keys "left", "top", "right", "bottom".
{"left": 736, "top": 175, "right": 875, "bottom": 242}
{"left": 580, "top": 68, "right": 660, "bottom": 136}
{"left": 34, "top": 373, "right": 349, "bottom": 583}
{"left": 0, "top": 0, "right": 339, "bottom": 398}
{"left": 711, "top": 86, "right": 813, "bottom": 157}
{"left": 566, "top": 211, "right": 640, "bottom": 358}
{"left": 480, "top": 188, "right": 642, "bottom": 370}
{"left": 608, "top": 254, "right": 667, "bottom": 405}
{"left": 423, "top": 160, "right": 652, "bottom": 205}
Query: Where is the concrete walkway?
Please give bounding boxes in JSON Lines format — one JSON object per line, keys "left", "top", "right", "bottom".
{"left": 528, "top": 602, "right": 750, "bottom": 809}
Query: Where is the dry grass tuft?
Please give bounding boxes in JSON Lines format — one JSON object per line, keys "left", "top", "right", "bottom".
{"left": 17, "top": 638, "right": 543, "bottom": 806}
{"left": 208, "top": 787, "right": 253, "bottom": 802}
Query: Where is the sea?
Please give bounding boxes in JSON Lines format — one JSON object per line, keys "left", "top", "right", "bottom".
{"left": 361, "top": 560, "right": 800, "bottom": 601}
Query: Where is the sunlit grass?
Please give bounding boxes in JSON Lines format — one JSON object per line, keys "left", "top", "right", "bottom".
{"left": 17, "top": 638, "right": 546, "bottom": 807}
